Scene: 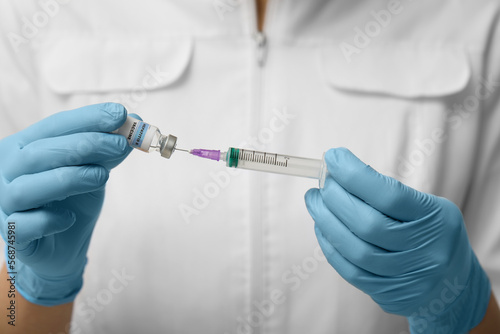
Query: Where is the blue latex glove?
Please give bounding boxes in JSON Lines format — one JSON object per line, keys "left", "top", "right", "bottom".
{"left": 0, "top": 103, "right": 133, "bottom": 306}
{"left": 305, "top": 148, "right": 491, "bottom": 333}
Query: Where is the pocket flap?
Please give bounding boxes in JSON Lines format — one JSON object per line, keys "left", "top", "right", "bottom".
{"left": 321, "top": 44, "right": 471, "bottom": 98}
{"left": 40, "top": 37, "right": 193, "bottom": 94}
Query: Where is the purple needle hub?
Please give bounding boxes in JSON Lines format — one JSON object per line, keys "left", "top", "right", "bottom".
{"left": 190, "top": 149, "right": 221, "bottom": 161}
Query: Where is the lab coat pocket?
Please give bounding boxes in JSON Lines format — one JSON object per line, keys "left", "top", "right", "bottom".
{"left": 318, "top": 43, "right": 473, "bottom": 189}
{"left": 320, "top": 43, "right": 471, "bottom": 98}
{"left": 39, "top": 37, "right": 193, "bottom": 95}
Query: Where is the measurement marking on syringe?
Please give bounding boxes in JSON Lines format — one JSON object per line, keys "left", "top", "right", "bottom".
{"left": 240, "top": 150, "right": 288, "bottom": 167}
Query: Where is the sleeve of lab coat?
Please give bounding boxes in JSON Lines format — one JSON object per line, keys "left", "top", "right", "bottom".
{"left": 462, "top": 16, "right": 500, "bottom": 297}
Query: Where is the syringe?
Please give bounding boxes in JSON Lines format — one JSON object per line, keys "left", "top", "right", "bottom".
{"left": 188, "top": 148, "right": 328, "bottom": 187}
{"left": 113, "top": 117, "right": 327, "bottom": 185}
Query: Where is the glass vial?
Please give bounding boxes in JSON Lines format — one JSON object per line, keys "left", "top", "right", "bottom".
{"left": 113, "top": 116, "right": 177, "bottom": 159}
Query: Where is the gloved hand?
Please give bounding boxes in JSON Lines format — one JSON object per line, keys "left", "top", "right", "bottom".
{"left": 305, "top": 148, "right": 491, "bottom": 333}
{"left": 0, "top": 103, "right": 133, "bottom": 306}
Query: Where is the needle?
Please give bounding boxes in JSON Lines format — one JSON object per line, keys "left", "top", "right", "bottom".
{"left": 174, "top": 147, "right": 190, "bottom": 153}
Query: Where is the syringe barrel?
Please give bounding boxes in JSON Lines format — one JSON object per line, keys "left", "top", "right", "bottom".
{"left": 224, "top": 148, "right": 327, "bottom": 186}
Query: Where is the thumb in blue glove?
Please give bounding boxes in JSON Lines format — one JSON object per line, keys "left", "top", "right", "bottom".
{"left": 0, "top": 103, "right": 133, "bottom": 306}
{"left": 305, "top": 148, "right": 490, "bottom": 333}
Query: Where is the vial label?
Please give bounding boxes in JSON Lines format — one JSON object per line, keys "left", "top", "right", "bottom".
{"left": 128, "top": 121, "right": 150, "bottom": 149}
{"left": 113, "top": 116, "right": 157, "bottom": 152}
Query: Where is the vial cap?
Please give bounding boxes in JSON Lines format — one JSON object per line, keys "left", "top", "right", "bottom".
{"left": 160, "top": 135, "right": 177, "bottom": 159}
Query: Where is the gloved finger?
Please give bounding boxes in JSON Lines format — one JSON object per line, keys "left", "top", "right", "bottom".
{"left": 314, "top": 225, "right": 410, "bottom": 302}
{"left": 314, "top": 225, "right": 381, "bottom": 291}
{"left": 306, "top": 189, "right": 408, "bottom": 276}
{"left": 0, "top": 165, "right": 109, "bottom": 214}
{"left": 1, "top": 208, "right": 76, "bottom": 248}
{"left": 318, "top": 177, "right": 413, "bottom": 251}
{"left": 3, "top": 133, "right": 129, "bottom": 180}
{"left": 324, "top": 148, "right": 435, "bottom": 222}
{"left": 12, "top": 103, "right": 127, "bottom": 147}
{"left": 100, "top": 113, "right": 142, "bottom": 169}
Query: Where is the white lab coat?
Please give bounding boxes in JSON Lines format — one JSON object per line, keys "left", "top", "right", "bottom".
{"left": 1, "top": 1, "right": 499, "bottom": 333}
